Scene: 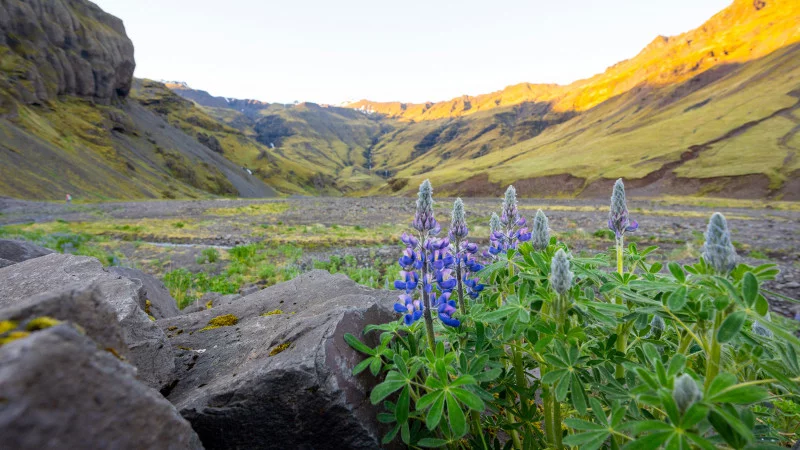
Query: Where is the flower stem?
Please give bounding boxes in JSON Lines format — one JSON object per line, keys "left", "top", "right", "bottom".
{"left": 614, "top": 235, "right": 627, "bottom": 380}
{"left": 471, "top": 411, "right": 488, "bottom": 450}
{"left": 704, "top": 310, "right": 725, "bottom": 391}
{"left": 420, "top": 246, "right": 436, "bottom": 351}
{"left": 552, "top": 396, "right": 563, "bottom": 450}
{"left": 455, "top": 263, "right": 466, "bottom": 315}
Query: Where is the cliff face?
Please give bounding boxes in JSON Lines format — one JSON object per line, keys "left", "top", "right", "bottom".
{"left": 0, "top": 0, "right": 135, "bottom": 108}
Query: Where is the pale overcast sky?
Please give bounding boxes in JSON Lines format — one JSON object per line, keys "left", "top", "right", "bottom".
{"left": 92, "top": 0, "right": 731, "bottom": 105}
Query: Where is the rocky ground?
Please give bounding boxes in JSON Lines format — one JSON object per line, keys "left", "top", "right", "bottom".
{"left": 1, "top": 196, "right": 798, "bottom": 316}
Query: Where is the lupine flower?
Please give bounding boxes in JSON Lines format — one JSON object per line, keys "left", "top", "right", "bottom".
{"left": 435, "top": 292, "right": 460, "bottom": 327}
{"left": 532, "top": 209, "right": 550, "bottom": 251}
{"left": 435, "top": 268, "right": 458, "bottom": 292}
{"left": 394, "top": 270, "right": 418, "bottom": 291}
{"left": 394, "top": 293, "right": 424, "bottom": 326}
{"left": 464, "top": 277, "right": 484, "bottom": 299}
{"left": 673, "top": 374, "right": 703, "bottom": 414}
{"left": 449, "top": 198, "right": 468, "bottom": 240}
{"left": 702, "top": 213, "right": 737, "bottom": 275}
{"left": 501, "top": 185, "right": 520, "bottom": 226}
{"left": 413, "top": 180, "right": 440, "bottom": 234}
{"left": 550, "top": 249, "right": 574, "bottom": 295}
{"left": 608, "top": 179, "right": 638, "bottom": 239}
{"left": 400, "top": 232, "right": 419, "bottom": 249}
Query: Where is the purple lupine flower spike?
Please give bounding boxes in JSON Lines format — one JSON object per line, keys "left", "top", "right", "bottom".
{"left": 608, "top": 178, "right": 638, "bottom": 238}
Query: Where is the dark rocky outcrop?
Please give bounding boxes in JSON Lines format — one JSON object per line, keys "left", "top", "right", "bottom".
{"left": 0, "top": 254, "right": 175, "bottom": 390}
{"left": 0, "top": 324, "right": 202, "bottom": 450}
{"left": 0, "top": 283, "right": 129, "bottom": 358}
{"left": 159, "top": 270, "right": 396, "bottom": 450}
{"left": 0, "top": 239, "right": 53, "bottom": 264}
{"left": 109, "top": 266, "right": 181, "bottom": 320}
{"left": 0, "top": 0, "right": 135, "bottom": 105}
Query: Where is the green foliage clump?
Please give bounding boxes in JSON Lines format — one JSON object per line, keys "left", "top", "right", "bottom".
{"left": 347, "top": 192, "right": 800, "bottom": 449}
{"left": 196, "top": 247, "right": 220, "bottom": 264}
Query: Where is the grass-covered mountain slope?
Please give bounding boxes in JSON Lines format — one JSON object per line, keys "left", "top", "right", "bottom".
{"left": 0, "top": 0, "right": 281, "bottom": 200}
{"left": 349, "top": 0, "right": 800, "bottom": 199}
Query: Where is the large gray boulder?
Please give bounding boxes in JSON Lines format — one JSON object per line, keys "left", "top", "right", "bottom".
{"left": 109, "top": 266, "right": 180, "bottom": 319}
{"left": 0, "top": 282, "right": 129, "bottom": 359}
{"left": 0, "top": 239, "right": 53, "bottom": 264}
{"left": 0, "top": 254, "right": 174, "bottom": 390}
{"left": 159, "top": 270, "right": 397, "bottom": 450}
{"left": 0, "top": 324, "right": 202, "bottom": 450}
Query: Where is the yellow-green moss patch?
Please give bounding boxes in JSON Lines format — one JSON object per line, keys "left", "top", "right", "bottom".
{"left": 269, "top": 342, "right": 291, "bottom": 356}
{"left": 261, "top": 309, "right": 283, "bottom": 317}
{"left": 0, "top": 320, "right": 18, "bottom": 334}
{"left": 199, "top": 314, "right": 238, "bottom": 332}
{"left": 25, "top": 316, "right": 61, "bottom": 331}
{"left": 0, "top": 331, "right": 30, "bottom": 345}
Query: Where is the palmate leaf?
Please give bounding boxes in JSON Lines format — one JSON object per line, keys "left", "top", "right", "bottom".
{"left": 562, "top": 430, "right": 608, "bottom": 450}
{"left": 370, "top": 370, "right": 407, "bottom": 404}
{"left": 446, "top": 393, "right": 467, "bottom": 437}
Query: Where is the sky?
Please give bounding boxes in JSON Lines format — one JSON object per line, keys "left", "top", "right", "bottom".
{"left": 93, "top": 0, "right": 732, "bottom": 105}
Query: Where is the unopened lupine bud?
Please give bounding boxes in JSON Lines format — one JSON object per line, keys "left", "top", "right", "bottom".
{"left": 413, "top": 179, "right": 438, "bottom": 233}
{"left": 608, "top": 178, "right": 638, "bottom": 238}
{"left": 673, "top": 374, "right": 703, "bottom": 414}
{"left": 532, "top": 209, "right": 550, "bottom": 251}
{"left": 650, "top": 315, "right": 665, "bottom": 340}
{"left": 501, "top": 185, "right": 519, "bottom": 225}
{"left": 702, "top": 213, "right": 737, "bottom": 275}
{"left": 489, "top": 213, "right": 501, "bottom": 234}
{"left": 752, "top": 321, "right": 772, "bottom": 338}
{"left": 550, "top": 249, "right": 574, "bottom": 295}
{"left": 449, "top": 198, "right": 468, "bottom": 240}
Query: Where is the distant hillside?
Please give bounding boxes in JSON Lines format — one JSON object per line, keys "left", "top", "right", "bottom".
{"left": 170, "top": 86, "right": 391, "bottom": 194}
{"left": 0, "top": 0, "right": 283, "bottom": 200}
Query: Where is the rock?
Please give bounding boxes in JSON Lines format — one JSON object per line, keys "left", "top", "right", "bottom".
{"left": 785, "top": 281, "right": 800, "bottom": 289}
{"left": 159, "top": 270, "right": 397, "bottom": 449}
{"left": 0, "top": 239, "right": 53, "bottom": 263}
{"left": 0, "top": 283, "right": 129, "bottom": 359}
{"left": 197, "top": 133, "right": 224, "bottom": 154}
{"left": 109, "top": 266, "right": 180, "bottom": 319}
{"left": 238, "top": 284, "right": 259, "bottom": 296}
{"left": 0, "top": 0, "right": 135, "bottom": 105}
{"left": 0, "top": 258, "right": 14, "bottom": 268}
{"left": 0, "top": 324, "right": 203, "bottom": 450}
{"left": 0, "top": 254, "right": 175, "bottom": 390}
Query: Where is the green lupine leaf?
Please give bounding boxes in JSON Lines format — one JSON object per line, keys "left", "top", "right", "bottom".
{"left": 542, "top": 369, "right": 568, "bottom": 385}
{"left": 450, "top": 374, "right": 476, "bottom": 387}
{"left": 707, "top": 372, "right": 737, "bottom": 397}
{"left": 369, "top": 356, "right": 382, "bottom": 376}
{"left": 571, "top": 374, "right": 587, "bottom": 414}
{"left": 681, "top": 403, "right": 709, "bottom": 428}
{"left": 416, "top": 390, "right": 442, "bottom": 411}
{"left": 425, "top": 393, "right": 445, "bottom": 430}
{"left": 707, "top": 383, "right": 769, "bottom": 404}
{"left": 589, "top": 397, "right": 609, "bottom": 427}
{"left": 623, "top": 431, "right": 672, "bottom": 450}
{"left": 352, "top": 357, "right": 372, "bottom": 376}
{"left": 668, "top": 263, "right": 685, "bottom": 283}
{"left": 621, "top": 420, "right": 673, "bottom": 434}
{"left": 667, "top": 354, "right": 686, "bottom": 377}
{"left": 446, "top": 393, "right": 467, "bottom": 437}
{"left": 417, "top": 438, "right": 449, "bottom": 448}
{"left": 564, "top": 418, "right": 606, "bottom": 431}
{"left": 755, "top": 295, "right": 769, "bottom": 316}
{"left": 344, "top": 333, "right": 374, "bottom": 355}
{"left": 742, "top": 272, "right": 758, "bottom": 307}
{"left": 709, "top": 405, "right": 754, "bottom": 444}
{"left": 396, "top": 386, "right": 409, "bottom": 424}
{"left": 382, "top": 423, "right": 400, "bottom": 444}
{"left": 474, "top": 368, "right": 502, "bottom": 382}
{"left": 717, "top": 311, "right": 747, "bottom": 343}
{"left": 452, "top": 388, "right": 485, "bottom": 411}
{"left": 555, "top": 373, "right": 570, "bottom": 401}
{"left": 370, "top": 371, "right": 406, "bottom": 404}
{"left": 667, "top": 286, "right": 687, "bottom": 311}
{"left": 563, "top": 431, "right": 609, "bottom": 450}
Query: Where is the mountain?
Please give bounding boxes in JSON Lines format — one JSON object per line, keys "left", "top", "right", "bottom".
{"left": 0, "top": 0, "right": 284, "bottom": 200}
{"left": 344, "top": 0, "right": 800, "bottom": 199}
{"left": 0, "top": 0, "right": 797, "bottom": 200}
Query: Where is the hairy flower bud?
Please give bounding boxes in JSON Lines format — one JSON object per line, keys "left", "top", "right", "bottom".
{"left": 501, "top": 185, "right": 519, "bottom": 225}
{"left": 532, "top": 209, "right": 550, "bottom": 251}
{"left": 702, "top": 213, "right": 737, "bottom": 275}
{"left": 649, "top": 315, "right": 665, "bottom": 340}
{"left": 752, "top": 320, "right": 773, "bottom": 338}
{"left": 489, "top": 213, "right": 501, "bottom": 234}
{"left": 413, "top": 179, "right": 439, "bottom": 234}
{"left": 449, "top": 198, "right": 468, "bottom": 240}
{"left": 608, "top": 178, "right": 638, "bottom": 238}
{"left": 550, "top": 249, "right": 574, "bottom": 295}
{"left": 673, "top": 374, "right": 703, "bottom": 414}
